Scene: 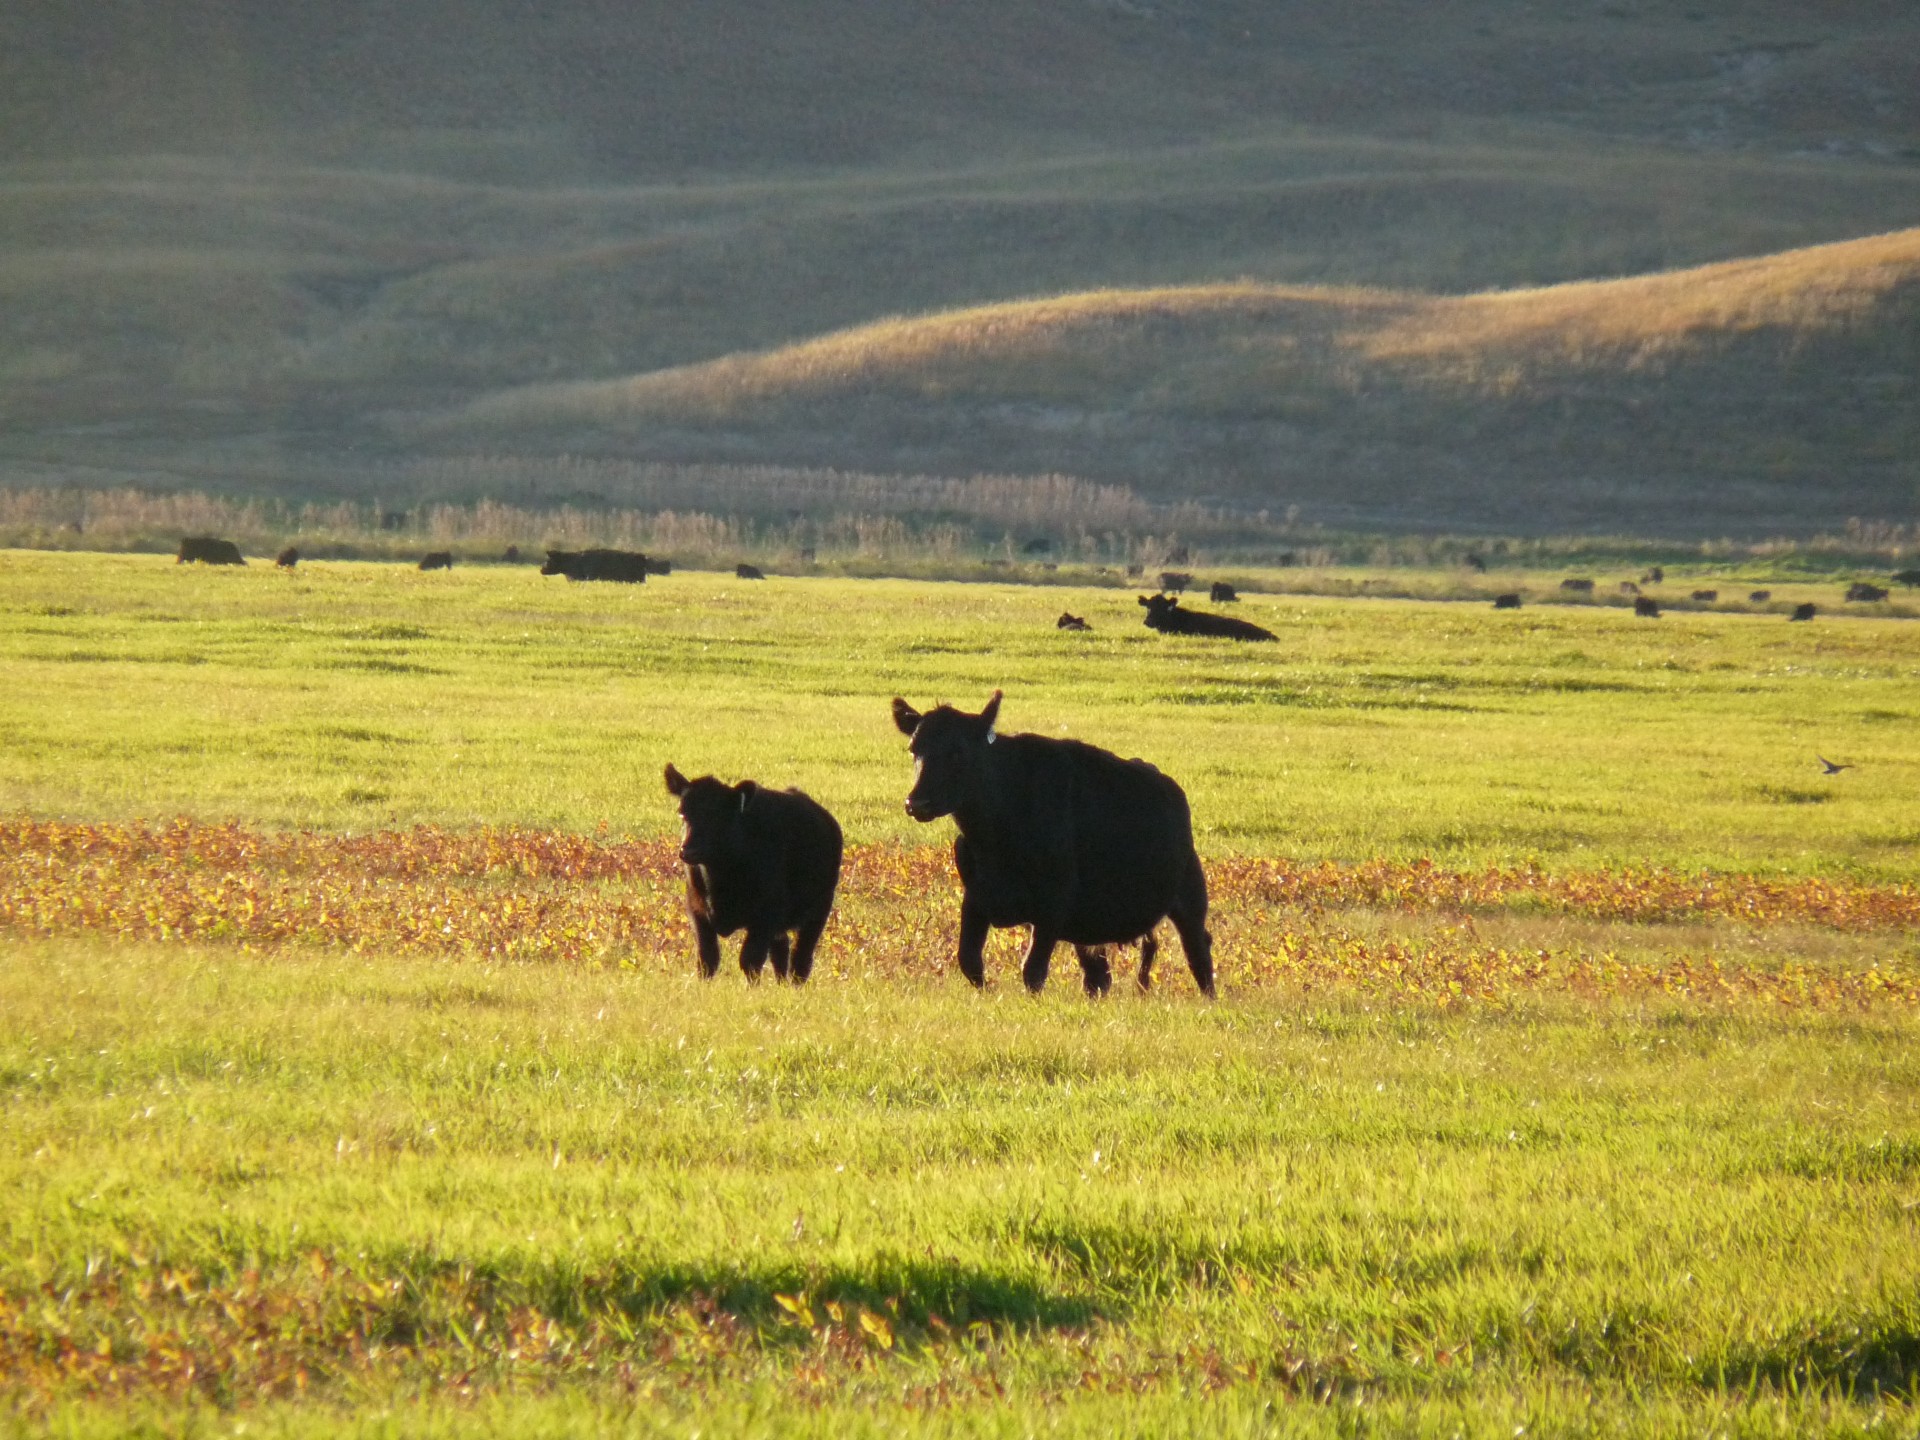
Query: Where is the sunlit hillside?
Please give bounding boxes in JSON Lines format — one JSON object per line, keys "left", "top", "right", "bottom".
{"left": 444, "top": 230, "right": 1920, "bottom": 533}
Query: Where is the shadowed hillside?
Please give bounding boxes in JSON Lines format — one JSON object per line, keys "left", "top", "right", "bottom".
{"left": 1, "top": 2, "right": 1917, "bottom": 535}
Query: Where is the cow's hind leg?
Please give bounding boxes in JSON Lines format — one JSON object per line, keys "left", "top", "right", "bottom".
{"left": 1073, "top": 945, "right": 1113, "bottom": 997}
{"left": 1136, "top": 930, "right": 1159, "bottom": 993}
{"left": 1166, "top": 854, "right": 1214, "bottom": 997}
{"left": 766, "top": 932, "right": 792, "bottom": 981}
{"left": 739, "top": 931, "right": 773, "bottom": 981}
{"left": 1021, "top": 926, "right": 1061, "bottom": 994}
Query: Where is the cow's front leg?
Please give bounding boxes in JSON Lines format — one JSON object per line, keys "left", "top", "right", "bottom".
{"left": 767, "top": 932, "right": 792, "bottom": 981}
{"left": 739, "top": 930, "right": 773, "bottom": 981}
{"left": 1021, "top": 925, "right": 1061, "bottom": 994}
{"left": 956, "top": 897, "right": 990, "bottom": 989}
{"left": 690, "top": 911, "right": 723, "bottom": 979}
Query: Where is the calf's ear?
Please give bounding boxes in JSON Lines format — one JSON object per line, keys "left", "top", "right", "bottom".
{"left": 890, "top": 698, "right": 921, "bottom": 736}
{"left": 663, "top": 763, "right": 689, "bottom": 796}
{"left": 980, "top": 689, "right": 1002, "bottom": 739}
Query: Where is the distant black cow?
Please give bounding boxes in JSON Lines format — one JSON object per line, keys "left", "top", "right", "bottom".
{"left": 418, "top": 551, "right": 453, "bottom": 571}
{"left": 1691, "top": 589, "right": 1719, "bottom": 602}
{"left": 541, "top": 548, "right": 648, "bottom": 583}
{"left": 1634, "top": 596, "right": 1661, "bottom": 618}
{"left": 275, "top": 547, "right": 299, "bottom": 569}
{"left": 1056, "top": 612, "right": 1091, "bottom": 631}
{"left": 647, "top": 557, "right": 673, "bottom": 575}
{"left": 177, "top": 537, "right": 244, "bottom": 566}
{"left": 1139, "top": 593, "right": 1276, "bottom": 642}
{"left": 1492, "top": 592, "right": 1522, "bottom": 610}
{"left": 736, "top": 563, "right": 766, "bottom": 580}
{"left": 663, "top": 764, "right": 842, "bottom": 983}
{"left": 1642, "top": 566, "right": 1664, "bottom": 584}
{"left": 1159, "top": 571, "right": 1193, "bottom": 594}
{"left": 890, "top": 690, "right": 1213, "bottom": 996}
{"left": 1749, "top": 590, "right": 1772, "bottom": 603}
{"left": 503, "top": 545, "right": 521, "bottom": 563}
{"left": 1463, "top": 553, "right": 1486, "bottom": 572}
{"left": 1846, "top": 582, "right": 1889, "bottom": 602}
{"left": 1209, "top": 581, "right": 1238, "bottom": 603}
{"left": 1791, "top": 602, "right": 1817, "bottom": 621}
{"left": 1894, "top": 569, "right": 1920, "bottom": 590}
{"left": 1559, "top": 578, "right": 1594, "bottom": 593}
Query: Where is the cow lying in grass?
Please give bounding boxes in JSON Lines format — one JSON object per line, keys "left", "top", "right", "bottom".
{"left": 542, "top": 548, "right": 649, "bottom": 583}
{"left": 1138, "top": 593, "right": 1276, "bottom": 642}
{"left": 891, "top": 689, "right": 1214, "bottom": 996}
{"left": 663, "top": 764, "right": 842, "bottom": 983}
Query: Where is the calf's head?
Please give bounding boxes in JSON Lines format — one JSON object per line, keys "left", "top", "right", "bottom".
{"left": 664, "top": 763, "right": 757, "bottom": 865}
{"left": 890, "top": 690, "right": 1001, "bottom": 823}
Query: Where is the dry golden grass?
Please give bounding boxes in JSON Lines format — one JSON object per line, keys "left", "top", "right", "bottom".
{"left": 457, "top": 227, "right": 1920, "bottom": 430}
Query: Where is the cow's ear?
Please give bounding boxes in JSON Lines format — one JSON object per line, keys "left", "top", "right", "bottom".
{"left": 1137, "top": 594, "right": 1151, "bottom": 607}
{"left": 736, "top": 780, "right": 758, "bottom": 813}
{"left": 980, "top": 689, "right": 1002, "bottom": 741}
{"left": 891, "top": 698, "right": 921, "bottom": 736}
{"left": 663, "top": 763, "right": 688, "bottom": 796}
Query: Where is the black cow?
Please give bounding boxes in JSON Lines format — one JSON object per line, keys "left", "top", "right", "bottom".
{"left": 1691, "top": 589, "right": 1719, "bottom": 602}
{"left": 503, "top": 545, "right": 521, "bottom": 563}
{"left": 177, "top": 537, "right": 244, "bottom": 566}
{"left": 647, "top": 557, "right": 673, "bottom": 575}
{"left": 1791, "top": 602, "right": 1817, "bottom": 621}
{"left": 1463, "top": 553, "right": 1487, "bottom": 572}
{"left": 1209, "top": 581, "right": 1238, "bottom": 603}
{"left": 1846, "top": 582, "right": 1889, "bottom": 603}
{"left": 1492, "top": 592, "right": 1522, "bottom": 610}
{"left": 1159, "top": 571, "right": 1193, "bottom": 593}
{"left": 736, "top": 563, "right": 766, "bottom": 580}
{"left": 890, "top": 691, "right": 1213, "bottom": 996}
{"left": 1634, "top": 596, "right": 1661, "bottom": 618}
{"left": 1559, "top": 578, "right": 1594, "bottom": 593}
{"left": 419, "top": 551, "right": 453, "bottom": 571}
{"left": 1894, "top": 569, "right": 1920, "bottom": 590}
{"left": 1056, "top": 612, "right": 1091, "bottom": 631}
{"left": 275, "top": 547, "right": 299, "bottom": 569}
{"left": 1749, "top": 590, "right": 1772, "bottom": 603}
{"left": 1642, "top": 566, "right": 1664, "bottom": 584}
{"left": 662, "top": 764, "right": 842, "bottom": 983}
{"left": 1139, "top": 593, "right": 1276, "bottom": 642}
{"left": 541, "top": 548, "right": 648, "bottom": 583}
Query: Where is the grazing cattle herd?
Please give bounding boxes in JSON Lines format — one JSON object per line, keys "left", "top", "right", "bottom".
{"left": 151, "top": 535, "right": 1913, "bottom": 991}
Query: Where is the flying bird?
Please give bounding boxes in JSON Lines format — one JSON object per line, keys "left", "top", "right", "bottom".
{"left": 1817, "top": 756, "right": 1852, "bottom": 775}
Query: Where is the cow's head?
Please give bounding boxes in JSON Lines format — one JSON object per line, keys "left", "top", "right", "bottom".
{"left": 890, "top": 690, "right": 1002, "bottom": 823}
{"left": 664, "top": 763, "right": 757, "bottom": 866}
{"left": 1138, "top": 593, "right": 1179, "bottom": 627}
{"left": 539, "top": 550, "right": 574, "bottom": 576}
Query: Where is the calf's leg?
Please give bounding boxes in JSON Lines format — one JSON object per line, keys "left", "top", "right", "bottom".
{"left": 788, "top": 910, "right": 830, "bottom": 984}
{"left": 955, "top": 898, "right": 990, "bottom": 989}
{"left": 1073, "top": 945, "right": 1113, "bottom": 997}
{"left": 690, "top": 911, "right": 723, "bottom": 979}
{"left": 767, "top": 932, "right": 792, "bottom": 981}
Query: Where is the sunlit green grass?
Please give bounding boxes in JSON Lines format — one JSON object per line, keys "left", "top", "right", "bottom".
{"left": 5, "top": 940, "right": 1919, "bottom": 1436}
{"left": 1, "top": 550, "right": 1916, "bottom": 877}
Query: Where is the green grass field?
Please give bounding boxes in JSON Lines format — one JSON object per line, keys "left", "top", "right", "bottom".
{"left": 3, "top": 551, "right": 1919, "bottom": 1436}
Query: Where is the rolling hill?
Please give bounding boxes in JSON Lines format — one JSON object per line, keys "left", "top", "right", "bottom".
{"left": 1, "top": 2, "right": 1917, "bottom": 535}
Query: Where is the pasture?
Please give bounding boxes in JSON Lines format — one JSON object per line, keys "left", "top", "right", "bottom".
{"left": 2, "top": 550, "right": 1919, "bottom": 1436}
